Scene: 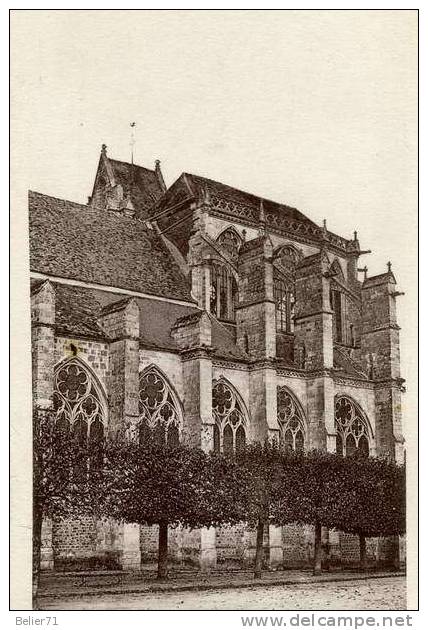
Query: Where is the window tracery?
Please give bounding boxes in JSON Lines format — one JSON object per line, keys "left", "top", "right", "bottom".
{"left": 335, "top": 396, "right": 370, "bottom": 456}
{"left": 274, "top": 271, "right": 294, "bottom": 333}
{"left": 275, "top": 245, "right": 300, "bottom": 275}
{"left": 216, "top": 227, "right": 242, "bottom": 261}
{"left": 138, "top": 367, "right": 181, "bottom": 447}
{"left": 212, "top": 380, "right": 246, "bottom": 453}
{"left": 277, "top": 387, "right": 305, "bottom": 451}
{"left": 53, "top": 359, "right": 106, "bottom": 440}
{"left": 210, "top": 263, "right": 238, "bottom": 321}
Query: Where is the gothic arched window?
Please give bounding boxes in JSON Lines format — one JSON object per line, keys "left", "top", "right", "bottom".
{"left": 276, "top": 245, "right": 300, "bottom": 275}
{"left": 274, "top": 271, "right": 294, "bottom": 333}
{"left": 210, "top": 263, "right": 238, "bottom": 322}
{"left": 53, "top": 359, "right": 107, "bottom": 473}
{"left": 335, "top": 396, "right": 370, "bottom": 457}
{"left": 330, "top": 288, "right": 344, "bottom": 343}
{"left": 216, "top": 227, "right": 242, "bottom": 261}
{"left": 53, "top": 359, "right": 106, "bottom": 438}
{"left": 212, "top": 379, "right": 247, "bottom": 453}
{"left": 138, "top": 367, "right": 181, "bottom": 447}
{"left": 277, "top": 386, "right": 306, "bottom": 451}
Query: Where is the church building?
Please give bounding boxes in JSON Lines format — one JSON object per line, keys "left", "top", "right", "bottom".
{"left": 30, "top": 145, "right": 405, "bottom": 571}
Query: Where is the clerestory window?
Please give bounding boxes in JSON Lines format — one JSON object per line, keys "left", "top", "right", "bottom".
{"left": 274, "top": 273, "right": 294, "bottom": 333}
{"left": 210, "top": 263, "right": 238, "bottom": 322}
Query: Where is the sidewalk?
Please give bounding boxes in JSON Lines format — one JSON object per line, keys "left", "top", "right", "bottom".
{"left": 38, "top": 567, "right": 405, "bottom": 600}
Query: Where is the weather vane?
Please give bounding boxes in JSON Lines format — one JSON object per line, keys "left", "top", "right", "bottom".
{"left": 130, "top": 122, "right": 136, "bottom": 165}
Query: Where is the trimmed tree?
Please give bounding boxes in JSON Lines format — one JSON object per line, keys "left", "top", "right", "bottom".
{"left": 274, "top": 449, "right": 347, "bottom": 575}
{"left": 102, "top": 440, "right": 247, "bottom": 579}
{"left": 335, "top": 453, "right": 406, "bottom": 570}
{"left": 235, "top": 442, "right": 288, "bottom": 579}
{"left": 32, "top": 409, "right": 103, "bottom": 608}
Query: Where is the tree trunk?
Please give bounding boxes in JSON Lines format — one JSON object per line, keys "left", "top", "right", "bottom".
{"left": 359, "top": 533, "right": 368, "bottom": 572}
{"left": 254, "top": 519, "right": 264, "bottom": 579}
{"left": 313, "top": 520, "right": 322, "bottom": 575}
{"left": 157, "top": 520, "right": 168, "bottom": 580}
{"left": 32, "top": 504, "right": 43, "bottom": 610}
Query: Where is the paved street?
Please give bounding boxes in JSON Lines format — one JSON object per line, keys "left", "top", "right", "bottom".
{"left": 40, "top": 576, "right": 405, "bottom": 610}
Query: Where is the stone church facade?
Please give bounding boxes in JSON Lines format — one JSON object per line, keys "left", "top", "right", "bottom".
{"left": 30, "top": 145, "right": 405, "bottom": 572}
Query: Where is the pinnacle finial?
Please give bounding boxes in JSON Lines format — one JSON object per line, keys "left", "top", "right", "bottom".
{"left": 354, "top": 230, "right": 358, "bottom": 241}
{"left": 259, "top": 199, "right": 265, "bottom": 223}
{"left": 387, "top": 261, "right": 392, "bottom": 273}
{"left": 155, "top": 159, "right": 161, "bottom": 168}
{"left": 323, "top": 219, "right": 327, "bottom": 230}
{"left": 101, "top": 143, "right": 107, "bottom": 155}
{"left": 358, "top": 265, "right": 368, "bottom": 281}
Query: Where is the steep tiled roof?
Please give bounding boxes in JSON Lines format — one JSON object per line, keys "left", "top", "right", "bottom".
{"left": 108, "top": 159, "right": 164, "bottom": 215}
{"left": 333, "top": 345, "right": 368, "bottom": 379}
{"left": 29, "top": 191, "right": 192, "bottom": 301}
{"left": 39, "top": 281, "right": 249, "bottom": 361}
{"left": 189, "top": 174, "right": 316, "bottom": 225}
{"left": 363, "top": 271, "right": 396, "bottom": 287}
{"left": 152, "top": 172, "right": 317, "bottom": 228}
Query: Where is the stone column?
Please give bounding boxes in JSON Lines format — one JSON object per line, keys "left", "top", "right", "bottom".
{"left": 98, "top": 297, "right": 141, "bottom": 570}
{"left": 40, "top": 519, "right": 54, "bottom": 571}
{"left": 360, "top": 269, "right": 405, "bottom": 461}
{"left": 268, "top": 524, "right": 283, "bottom": 568}
{"left": 171, "top": 311, "right": 217, "bottom": 569}
{"left": 31, "top": 281, "right": 56, "bottom": 569}
{"left": 122, "top": 524, "right": 141, "bottom": 571}
{"left": 31, "top": 281, "right": 56, "bottom": 412}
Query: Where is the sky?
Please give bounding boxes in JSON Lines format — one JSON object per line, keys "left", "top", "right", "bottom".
{"left": 11, "top": 10, "right": 417, "bottom": 424}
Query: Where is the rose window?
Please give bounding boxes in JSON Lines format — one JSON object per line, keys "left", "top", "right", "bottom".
{"left": 212, "top": 379, "right": 246, "bottom": 454}
{"left": 335, "top": 396, "right": 370, "bottom": 456}
{"left": 277, "top": 387, "right": 306, "bottom": 451}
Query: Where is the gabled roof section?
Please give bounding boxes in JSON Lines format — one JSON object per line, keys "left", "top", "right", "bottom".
{"left": 89, "top": 147, "right": 165, "bottom": 219}
{"left": 109, "top": 158, "right": 165, "bottom": 214}
{"left": 151, "top": 171, "right": 352, "bottom": 253}
{"left": 149, "top": 172, "right": 196, "bottom": 217}
{"left": 29, "top": 191, "right": 193, "bottom": 301}
{"left": 185, "top": 173, "right": 317, "bottom": 226}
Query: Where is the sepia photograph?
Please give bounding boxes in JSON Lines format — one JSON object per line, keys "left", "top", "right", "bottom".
{"left": 10, "top": 9, "right": 418, "bottom": 614}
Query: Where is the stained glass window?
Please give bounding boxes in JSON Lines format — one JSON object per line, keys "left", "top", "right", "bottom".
{"left": 138, "top": 367, "right": 181, "bottom": 447}
{"left": 216, "top": 227, "right": 242, "bottom": 261}
{"left": 335, "top": 396, "right": 370, "bottom": 456}
{"left": 330, "top": 289, "right": 344, "bottom": 343}
{"left": 53, "top": 359, "right": 106, "bottom": 439}
{"left": 212, "top": 379, "right": 246, "bottom": 453}
{"left": 210, "top": 263, "right": 238, "bottom": 321}
{"left": 277, "top": 387, "right": 306, "bottom": 451}
{"left": 53, "top": 359, "right": 107, "bottom": 474}
{"left": 274, "top": 271, "right": 294, "bottom": 333}
{"left": 276, "top": 245, "right": 300, "bottom": 275}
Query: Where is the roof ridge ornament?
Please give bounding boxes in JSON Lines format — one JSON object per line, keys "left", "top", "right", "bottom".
{"left": 154, "top": 159, "right": 167, "bottom": 192}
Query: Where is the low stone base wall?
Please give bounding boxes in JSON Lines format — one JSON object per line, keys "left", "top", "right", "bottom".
{"left": 42, "top": 517, "right": 405, "bottom": 572}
